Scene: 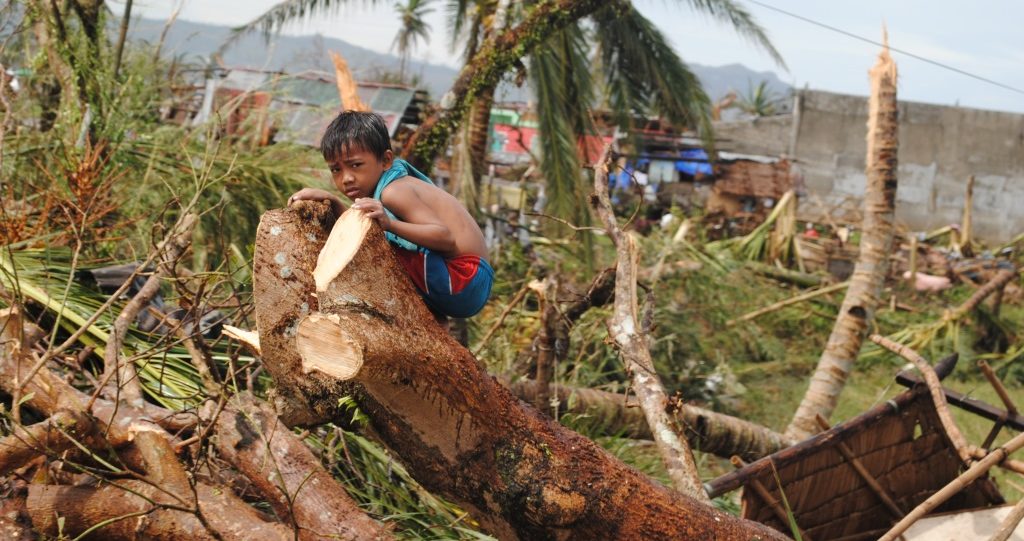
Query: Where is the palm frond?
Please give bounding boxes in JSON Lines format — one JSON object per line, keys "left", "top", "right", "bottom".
{"left": 444, "top": 0, "right": 474, "bottom": 52}
{"left": 0, "top": 248, "right": 256, "bottom": 410}
{"left": 594, "top": 5, "right": 715, "bottom": 152}
{"left": 595, "top": 6, "right": 711, "bottom": 132}
{"left": 530, "top": 23, "right": 594, "bottom": 231}
{"left": 230, "top": 0, "right": 376, "bottom": 42}
{"left": 392, "top": 0, "right": 434, "bottom": 53}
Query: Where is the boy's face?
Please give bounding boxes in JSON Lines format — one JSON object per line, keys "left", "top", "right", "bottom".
{"left": 327, "top": 145, "right": 393, "bottom": 200}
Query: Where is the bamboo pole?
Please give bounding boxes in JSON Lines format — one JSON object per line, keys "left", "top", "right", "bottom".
{"left": 979, "top": 360, "right": 1018, "bottom": 416}
{"left": 989, "top": 498, "right": 1024, "bottom": 541}
{"left": 950, "top": 269, "right": 1017, "bottom": 320}
{"left": 728, "top": 280, "right": 849, "bottom": 326}
{"left": 871, "top": 334, "right": 971, "bottom": 464}
{"left": 879, "top": 430, "right": 1024, "bottom": 541}
{"left": 968, "top": 447, "right": 1024, "bottom": 475}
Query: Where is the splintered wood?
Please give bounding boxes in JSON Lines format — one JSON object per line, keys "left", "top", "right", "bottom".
{"left": 314, "top": 209, "right": 372, "bottom": 291}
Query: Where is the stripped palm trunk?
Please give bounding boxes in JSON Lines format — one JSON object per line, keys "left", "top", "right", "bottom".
{"left": 786, "top": 41, "right": 899, "bottom": 440}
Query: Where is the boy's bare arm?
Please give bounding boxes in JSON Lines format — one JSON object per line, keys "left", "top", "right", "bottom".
{"left": 289, "top": 188, "right": 346, "bottom": 217}
{"left": 352, "top": 187, "right": 457, "bottom": 255}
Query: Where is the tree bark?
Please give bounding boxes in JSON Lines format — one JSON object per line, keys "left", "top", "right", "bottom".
{"left": 507, "top": 379, "right": 791, "bottom": 461}
{"left": 256, "top": 207, "right": 786, "bottom": 540}
{"left": 26, "top": 480, "right": 291, "bottom": 541}
{"left": 0, "top": 490, "right": 32, "bottom": 541}
{"left": 786, "top": 42, "right": 899, "bottom": 440}
{"left": 251, "top": 200, "right": 342, "bottom": 427}
{"left": 211, "top": 392, "right": 393, "bottom": 541}
{"left": 0, "top": 409, "right": 97, "bottom": 476}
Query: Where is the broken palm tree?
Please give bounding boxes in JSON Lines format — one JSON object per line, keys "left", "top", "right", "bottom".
{"left": 786, "top": 38, "right": 900, "bottom": 441}
{"left": 330, "top": 50, "right": 370, "bottom": 112}
{"left": 736, "top": 189, "right": 800, "bottom": 264}
{"left": 259, "top": 201, "right": 785, "bottom": 540}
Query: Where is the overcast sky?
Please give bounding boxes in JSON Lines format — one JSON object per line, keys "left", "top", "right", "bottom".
{"left": 117, "top": 0, "right": 1024, "bottom": 113}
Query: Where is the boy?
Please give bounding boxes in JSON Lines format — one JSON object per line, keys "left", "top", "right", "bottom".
{"left": 289, "top": 111, "right": 493, "bottom": 318}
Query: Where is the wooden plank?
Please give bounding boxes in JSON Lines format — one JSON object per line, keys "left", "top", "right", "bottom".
{"left": 903, "top": 505, "right": 1024, "bottom": 540}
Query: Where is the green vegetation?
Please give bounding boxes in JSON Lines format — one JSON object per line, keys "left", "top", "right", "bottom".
{"left": 2, "top": 1, "right": 1023, "bottom": 538}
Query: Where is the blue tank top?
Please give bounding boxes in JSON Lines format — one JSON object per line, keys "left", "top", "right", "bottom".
{"left": 371, "top": 158, "right": 435, "bottom": 252}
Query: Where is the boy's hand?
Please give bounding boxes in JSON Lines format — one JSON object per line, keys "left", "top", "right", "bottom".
{"left": 288, "top": 188, "right": 345, "bottom": 217}
{"left": 351, "top": 198, "right": 391, "bottom": 230}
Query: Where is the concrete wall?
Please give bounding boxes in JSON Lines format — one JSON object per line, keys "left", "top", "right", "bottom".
{"left": 713, "top": 90, "right": 1024, "bottom": 243}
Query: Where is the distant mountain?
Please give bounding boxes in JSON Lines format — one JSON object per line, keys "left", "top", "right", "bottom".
{"left": 690, "top": 63, "right": 792, "bottom": 104}
{"left": 129, "top": 17, "right": 791, "bottom": 104}
{"left": 127, "top": 17, "right": 460, "bottom": 98}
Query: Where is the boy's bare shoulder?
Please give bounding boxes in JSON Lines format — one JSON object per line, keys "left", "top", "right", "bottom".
{"left": 381, "top": 176, "right": 446, "bottom": 199}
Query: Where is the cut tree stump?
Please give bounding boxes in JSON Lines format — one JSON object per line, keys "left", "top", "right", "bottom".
{"left": 254, "top": 204, "right": 787, "bottom": 541}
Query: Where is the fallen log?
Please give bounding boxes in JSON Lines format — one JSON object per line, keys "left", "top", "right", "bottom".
{"left": 0, "top": 410, "right": 96, "bottom": 476}
{"left": 211, "top": 392, "right": 393, "bottom": 541}
{"left": 256, "top": 205, "right": 786, "bottom": 541}
{"left": 0, "top": 307, "right": 195, "bottom": 445}
{"left": 507, "top": 379, "right": 791, "bottom": 462}
{"left": 26, "top": 480, "right": 291, "bottom": 541}
{"left": 250, "top": 201, "right": 342, "bottom": 427}
{"left": 0, "top": 488, "right": 32, "bottom": 541}
{"left": 25, "top": 419, "right": 294, "bottom": 540}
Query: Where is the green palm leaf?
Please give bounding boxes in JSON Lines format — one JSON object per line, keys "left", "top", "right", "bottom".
{"left": 594, "top": 5, "right": 712, "bottom": 141}
{"left": 231, "top": 0, "right": 381, "bottom": 40}
{"left": 530, "top": 23, "right": 594, "bottom": 231}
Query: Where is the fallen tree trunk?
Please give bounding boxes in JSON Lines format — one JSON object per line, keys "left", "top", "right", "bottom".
{"left": 507, "top": 379, "right": 791, "bottom": 461}
{"left": 26, "top": 480, "right": 291, "bottom": 541}
{"left": 211, "top": 392, "right": 393, "bottom": 541}
{"left": 0, "top": 490, "right": 32, "bottom": 541}
{"left": 256, "top": 206, "right": 785, "bottom": 540}
{"left": 0, "top": 410, "right": 96, "bottom": 476}
{"left": 0, "top": 307, "right": 195, "bottom": 445}
{"left": 251, "top": 201, "right": 344, "bottom": 427}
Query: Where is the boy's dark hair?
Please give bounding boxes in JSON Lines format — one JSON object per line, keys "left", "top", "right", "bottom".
{"left": 320, "top": 110, "right": 392, "bottom": 162}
